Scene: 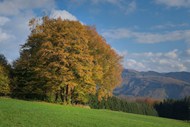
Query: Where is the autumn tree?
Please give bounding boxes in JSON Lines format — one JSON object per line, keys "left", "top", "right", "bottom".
{"left": 87, "top": 27, "right": 123, "bottom": 101}
{"left": 0, "top": 55, "right": 10, "bottom": 96}
{"left": 13, "top": 17, "right": 122, "bottom": 104}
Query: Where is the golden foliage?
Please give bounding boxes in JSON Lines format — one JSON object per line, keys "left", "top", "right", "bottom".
{"left": 14, "top": 17, "right": 123, "bottom": 103}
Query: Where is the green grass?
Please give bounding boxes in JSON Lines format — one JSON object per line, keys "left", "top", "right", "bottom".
{"left": 0, "top": 98, "right": 189, "bottom": 127}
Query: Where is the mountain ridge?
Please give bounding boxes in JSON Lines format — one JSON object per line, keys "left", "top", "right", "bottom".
{"left": 114, "top": 69, "right": 190, "bottom": 99}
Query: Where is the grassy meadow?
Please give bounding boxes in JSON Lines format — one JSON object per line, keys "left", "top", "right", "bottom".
{"left": 0, "top": 97, "right": 189, "bottom": 127}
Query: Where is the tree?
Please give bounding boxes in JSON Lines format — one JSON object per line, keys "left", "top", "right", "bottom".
{"left": 0, "top": 54, "right": 8, "bottom": 66}
{"left": 0, "top": 54, "right": 11, "bottom": 96}
{"left": 154, "top": 97, "right": 190, "bottom": 120}
{"left": 87, "top": 26, "right": 123, "bottom": 101}
{"left": 0, "top": 54, "right": 11, "bottom": 74}
{"left": 0, "top": 65, "right": 10, "bottom": 96}
{"left": 14, "top": 17, "right": 122, "bottom": 104}
{"left": 88, "top": 95, "right": 158, "bottom": 116}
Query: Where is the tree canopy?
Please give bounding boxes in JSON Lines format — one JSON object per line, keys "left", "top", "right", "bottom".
{"left": 13, "top": 17, "right": 122, "bottom": 104}
{"left": 0, "top": 64, "right": 10, "bottom": 96}
{"left": 0, "top": 54, "right": 11, "bottom": 73}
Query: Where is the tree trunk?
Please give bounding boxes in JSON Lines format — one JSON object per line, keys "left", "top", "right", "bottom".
{"left": 60, "top": 87, "right": 65, "bottom": 102}
{"left": 71, "top": 87, "right": 75, "bottom": 104}
{"left": 65, "top": 85, "right": 69, "bottom": 103}
{"left": 55, "top": 92, "right": 58, "bottom": 102}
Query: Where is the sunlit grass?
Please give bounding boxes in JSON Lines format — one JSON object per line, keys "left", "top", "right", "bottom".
{"left": 0, "top": 97, "right": 189, "bottom": 127}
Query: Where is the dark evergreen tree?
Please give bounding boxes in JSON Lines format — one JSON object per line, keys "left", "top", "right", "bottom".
{"left": 88, "top": 95, "right": 158, "bottom": 116}
{"left": 154, "top": 97, "right": 190, "bottom": 120}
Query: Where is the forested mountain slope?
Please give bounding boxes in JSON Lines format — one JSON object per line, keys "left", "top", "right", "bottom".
{"left": 114, "top": 69, "right": 190, "bottom": 99}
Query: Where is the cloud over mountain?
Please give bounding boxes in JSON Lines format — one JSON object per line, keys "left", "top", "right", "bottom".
{"left": 117, "top": 49, "right": 190, "bottom": 72}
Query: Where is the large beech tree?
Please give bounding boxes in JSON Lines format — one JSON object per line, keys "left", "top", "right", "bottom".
{"left": 14, "top": 17, "right": 122, "bottom": 103}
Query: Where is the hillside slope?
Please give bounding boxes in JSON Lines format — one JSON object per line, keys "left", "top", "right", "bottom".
{"left": 114, "top": 69, "right": 190, "bottom": 99}
{"left": 0, "top": 98, "right": 189, "bottom": 127}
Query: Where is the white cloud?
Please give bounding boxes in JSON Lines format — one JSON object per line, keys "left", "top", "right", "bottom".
{"left": 164, "top": 49, "right": 178, "bottom": 59}
{"left": 0, "top": 8, "right": 80, "bottom": 63}
{"left": 126, "top": 59, "right": 146, "bottom": 71}
{"left": 133, "top": 49, "right": 179, "bottom": 59}
{"left": 151, "top": 23, "right": 189, "bottom": 30}
{"left": 125, "top": 1, "right": 136, "bottom": 14}
{"left": 0, "top": 3, "right": 79, "bottom": 62}
{"left": 186, "top": 49, "right": 190, "bottom": 55}
{"left": 155, "top": 0, "right": 190, "bottom": 8}
{"left": 50, "top": 10, "right": 78, "bottom": 21}
{"left": 0, "top": 12, "right": 35, "bottom": 62}
{"left": 0, "top": 0, "right": 55, "bottom": 16}
{"left": 113, "top": 48, "right": 128, "bottom": 57}
{"left": 0, "top": 0, "right": 56, "bottom": 62}
{"left": 119, "top": 49, "right": 190, "bottom": 72}
{"left": 103, "top": 28, "right": 190, "bottom": 44}
{"left": 0, "top": 29, "right": 13, "bottom": 43}
{"left": 0, "top": 16, "right": 10, "bottom": 26}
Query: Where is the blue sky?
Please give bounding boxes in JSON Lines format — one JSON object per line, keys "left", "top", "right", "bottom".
{"left": 0, "top": 0, "right": 190, "bottom": 72}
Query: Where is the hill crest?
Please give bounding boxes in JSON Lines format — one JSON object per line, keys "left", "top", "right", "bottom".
{"left": 114, "top": 69, "right": 190, "bottom": 99}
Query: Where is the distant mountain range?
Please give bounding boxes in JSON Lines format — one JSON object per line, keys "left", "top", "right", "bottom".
{"left": 114, "top": 69, "right": 190, "bottom": 100}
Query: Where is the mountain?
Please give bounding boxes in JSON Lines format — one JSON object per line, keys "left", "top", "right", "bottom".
{"left": 114, "top": 69, "right": 190, "bottom": 99}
